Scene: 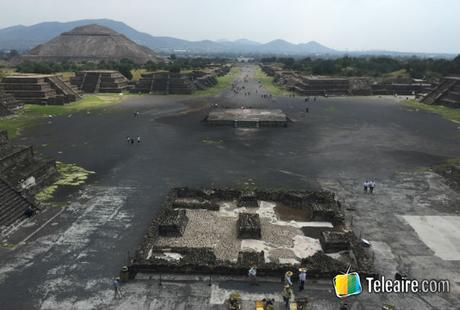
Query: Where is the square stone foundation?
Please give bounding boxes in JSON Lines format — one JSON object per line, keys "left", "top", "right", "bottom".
{"left": 158, "top": 209, "right": 188, "bottom": 237}
{"left": 238, "top": 213, "right": 261, "bottom": 239}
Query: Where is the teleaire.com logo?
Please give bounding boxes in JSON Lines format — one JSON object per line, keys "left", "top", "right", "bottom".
{"left": 333, "top": 267, "right": 362, "bottom": 298}
{"left": 333, "top": 267, "right": 450, "bottom": 299}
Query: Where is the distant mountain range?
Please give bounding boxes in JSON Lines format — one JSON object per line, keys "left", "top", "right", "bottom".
{"left": 0, "top": 19, "right": 455, "bottom": 58}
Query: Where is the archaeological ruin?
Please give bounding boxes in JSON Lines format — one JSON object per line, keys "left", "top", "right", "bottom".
{"left": 0, "top": 74, "right": 81, "bottom": 104}
{"left": 131, "top": 65, "right": 231, "bottom": 95}
{"left": 0, "top": 130, "right": 57, "bottom": 234}
{"left": 0, "top": 89, "right": 21, "bottom": 116}
{"left": 421, "top": 76, "right": 460, "bottom": 108}
{"left": 127, "top": 187, "right": 375, "bottom": 279}
{"left": 260, "top": 64, "right": 432, "bottom": 96}
{"left": 204, "top": 108, "right": 289, "bottom": 127}
{"left": 20, "top": 24, "right": 163, "bottom": 64}
{"left": 70, "top": 70, "right": 129, "bottom": 93}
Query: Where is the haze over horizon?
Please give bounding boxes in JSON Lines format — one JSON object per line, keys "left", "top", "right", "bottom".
{"left": 0, "top": 0, "right": 459, "bottom": 54}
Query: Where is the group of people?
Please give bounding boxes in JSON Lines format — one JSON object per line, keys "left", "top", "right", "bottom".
{"left": 126, "top": 136, "right": 141, "bottom": 144}
{"left": 363, "top": 180, "right": 377, "bottom": 193}
{"left": 248, "top": 265, "right": 308, "bottom": 309}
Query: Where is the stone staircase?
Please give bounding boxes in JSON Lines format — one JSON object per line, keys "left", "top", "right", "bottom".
{"left": 421, "top": 77, "right": 460, "bottom": 107}
{"left": 46, "top": 75, "right": 82, "bottom": 103}
{"left": 0, "top": 177, "right": 37, "bottom": 234}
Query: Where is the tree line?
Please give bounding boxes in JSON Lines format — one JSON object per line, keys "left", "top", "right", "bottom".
{"left": 260, "top": 55, "right": 460, "bottom": 80}
{"left": 14, "top": 55, "right": 229, "bottom": 80}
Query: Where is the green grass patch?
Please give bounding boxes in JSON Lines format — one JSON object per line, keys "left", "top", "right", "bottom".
{"left": 194, "top": 67, "right": 241, "bottom": 97}
{"left": 0, "top": 94, "right": 124, "bottom": 138}
{"left": 384, "top": 69, "right": 409, "bottom": 79}
{"left": 35, "top": 162, "right": 95, "bottom": 203}
{"left": 130, "top": 69, "right": 147, "bottom": 81}
{"left": 401, "top": 99, "right": 460, "bottom": 124}
{"left": 254, "top": 67, "right": 291, "bottom": 97}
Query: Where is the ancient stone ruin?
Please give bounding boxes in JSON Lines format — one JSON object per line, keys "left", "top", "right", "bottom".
{"left": 127, "top": 187, "right": 375, "bottom": 279}
{"left": 421, "top": 76, "right": 460, "bottom": 108}
{"left": 0, "top": 74, "right": 81, "bottom": 104}
{"left": 260, "top": 64, "right": 431, "bottom": 96}
{"left": 0, "top": 130, "right": 57, "bottom": 234}
{"left": 204, "top": 108, "right": 289, "bottom": 128}
{"left": 0, "top": 89, "right": 22, "bottom": 116}
{"left": 237, "top": 213, "right": 261, "bottom": 239}
{"left": 0, "top": 130, "right": 57, "bottom": 193}
{"left": 131, "top": 66, "right": 231, "bottom": 95}
{"left": 70, "top": 70, "right": 128, "bottom": 93}
{"left": 20, "top": 24, "right": 163, "bottom": 64}
{"left": 158, "top": 209, "right": 188, "bottom": 237}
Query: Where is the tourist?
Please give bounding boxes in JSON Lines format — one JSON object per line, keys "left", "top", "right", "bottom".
{"left": 369, "top": 180, "right": 376, "bottom": 194}
{"left": 363, "top": 180, "right": 369, "bottom": 193}
{"left": 284, "top": 271, "right": 293, "bottom": 287}
{"left": 127, "top": 136, "right": 131, "bottom": 143}
{"left": 305, "top": 107, "right": 309, "bottom": 113}
{"left": 130, "top": 138, "right": 134, "bottom": 144}
{"left": 281, "top": 285, "right": 292, "bottom": 309}
{"left": 249, "top": 265, "right": 257, "bottom": 285}
{"left": 113, "top": 277, "right": 123, "bottom": 299}
{"left": 262, "top": 298, "right": 275, "bottom": 309}
{"left": 299, "top": 267, "right": 307, "bottom": 291}
{"left": 137, "top": 136, "right": 141, "bottom": 143}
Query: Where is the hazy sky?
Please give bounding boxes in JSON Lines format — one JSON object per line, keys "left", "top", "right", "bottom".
{"left": 0, "top": 0, "right": 459, "bottom": 53}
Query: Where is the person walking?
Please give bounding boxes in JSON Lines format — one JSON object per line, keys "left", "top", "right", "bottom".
{"left": 113, "top": 277, "right": 123, "bottom": 299}
{"left": 248, "top": 265, "right": 257, "bottom": 285}
{"left": 137, "top": 136, "right": 141, "bottom": 143}
{"left": 363, "top": 180, "right": 369, "bottom": 193}
{"left": 305, "top": 107, "right": 309, "bottom": 113}
{"left": 281, "top": 285, "right": 292, "bottom": 309}
{"left": 369, "top": 180, "right": 376, "bottom": 194}
{"left": 284, "top": 271, "right": 293, "bottom": 287}
{"left": 298, "top": 267, "right": 307, "bottom": 291}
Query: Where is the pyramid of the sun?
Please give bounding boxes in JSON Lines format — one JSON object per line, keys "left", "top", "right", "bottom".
{"left": 21, "top": 24, "right": 162, "bottom": 64}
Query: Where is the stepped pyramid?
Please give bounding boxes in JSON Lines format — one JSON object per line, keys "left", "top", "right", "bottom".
{"left": 21, "top": 24, "right": 162, "bottom": 64}
{"left": 0, "top": 74, "right": 81, "bottom": 105}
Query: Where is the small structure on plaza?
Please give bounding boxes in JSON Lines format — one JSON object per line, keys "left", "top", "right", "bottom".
{"left": 127, "top": 187, "right": 375, "bottom": 279}
{"left": 204, "top": 108, "right": 289, "bottom": 128}
{"left": 70, "top": 70, "right": 128, "bottom": 93}
{"left": 20, "top": 24, "right": 162, "bottom": 64}
{"left": 0, "top": 74, "right": 81, "bottom": 104}
{"left": 421, "top": 76, "right": 460, "bottom": 108}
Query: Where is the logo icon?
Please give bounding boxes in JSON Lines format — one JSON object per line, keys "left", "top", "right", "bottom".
{"left": 333, "top": 267, "right": 362, "bottom": 298}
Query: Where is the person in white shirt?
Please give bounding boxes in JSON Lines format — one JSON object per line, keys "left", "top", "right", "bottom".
{"left": 248, "top": 265, "right": 257, "bottom": 285}
{"left": 299, "top": 267, "right": 307, "bottom": 291}
{"left": 369, "top": 181, "right": 376, "bottom": 194}
{"left": 363, "top": 180, "right": 369, "bottom": 193}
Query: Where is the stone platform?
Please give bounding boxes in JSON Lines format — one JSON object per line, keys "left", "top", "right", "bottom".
{"left": 205, "top": 109, "right": 289, "bottom": 128}
{"left": 128, "top": 187, "right": 375, "bottom": 279}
